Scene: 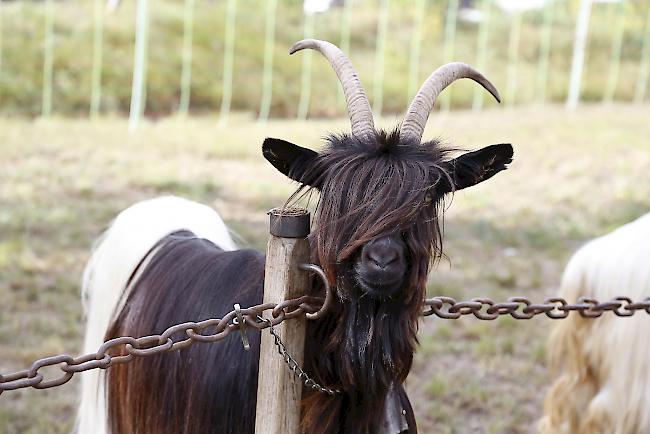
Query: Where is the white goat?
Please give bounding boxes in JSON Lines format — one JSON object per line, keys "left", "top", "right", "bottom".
{"left": 540, "top": 213, "right": 650, "bottom": 434}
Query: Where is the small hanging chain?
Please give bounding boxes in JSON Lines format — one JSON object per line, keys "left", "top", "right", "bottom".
{"left": 258, "top": 316, "right": 341, "bottom": 396}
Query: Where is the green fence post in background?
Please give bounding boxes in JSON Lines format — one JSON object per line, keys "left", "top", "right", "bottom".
{"left": 219, "top": 0, "right": 237, "bottom": 126}
{"left": 337, "top": 0, "right": 353, "bottom": 107}
{"left": 90, "top": 0, "right": 105, "bottom": 117}
{"left": 472, "top": 0, "right": 491, "bottom": 112}
{"left": 408, "top": 0, "right": 426, "bottom": 102}
{"left": 506, "top": 11, "right": 522, "bottom": 107}
{"left": 258, "top": 0, "right": 277, "bottom": 122}
{"left": 536, "top": 0, "right": 554, "bottom": 104}
{"left": 129, "top": 0, "right": 149, "bottom": 131}
{"left": 603, "top": 0, "right": 625, "bottom": 104}
{"left": 441, "top": 0, "right": 459, "bottom": 112}
{"left": 178, "top": 0, "right": 195, "bottom": 116}
{"left": 42, "top": 0, "right": 54, "bottom": 117}
{"left": 634, "top": 5, "right": 650, "bottom": 104}
{"left": 296, "top": 11, "right": 315, "bottom": 121}
{"left": 567, "top": 0, "right": 593, "bottom": 109}
{"left": 373, "top": 0, "right": 389, "bottom": 117}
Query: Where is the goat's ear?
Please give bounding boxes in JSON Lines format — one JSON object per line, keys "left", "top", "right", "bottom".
{"left": 263, "top": 138, "right": 322, "bottom": 187}
{"left": 439, "top": 144, "right": 513, "bottom": 194}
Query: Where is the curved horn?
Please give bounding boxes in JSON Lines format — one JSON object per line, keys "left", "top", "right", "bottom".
{"left": 290, "top": 39, "right": 375, "bottom": 140}
{"left": 400, "top": 62, "right": 501, "bottom": 143}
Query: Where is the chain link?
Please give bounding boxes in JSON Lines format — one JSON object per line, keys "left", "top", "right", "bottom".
{"left": 422, "top": 295, "right": 650, "bottom": 320}
{"left": 2, "top": 293, "right": 650, "bottom": 395}
{"left": 258, "top": 316, "right": 341, "bottom": 396}
{"left": 0, "top": 295, "right": 322, "bottom": 396}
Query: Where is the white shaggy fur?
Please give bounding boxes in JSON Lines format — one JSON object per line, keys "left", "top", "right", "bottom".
{"left": 76, "top": 196, "right": 235, "bottom": 434}
{"left": 540, "top": 213, "right": 650, "bottom": 434}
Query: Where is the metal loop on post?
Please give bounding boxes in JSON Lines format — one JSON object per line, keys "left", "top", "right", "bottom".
{"left": 299, "top": 263, "right": 334, "bottom": 321}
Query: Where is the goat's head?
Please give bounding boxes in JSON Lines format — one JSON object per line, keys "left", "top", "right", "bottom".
{"left": 264, "top": 39, "right": 513, "bottom": 305}
{"left": 264, "top": 41, "right": 513, "bottom": 420}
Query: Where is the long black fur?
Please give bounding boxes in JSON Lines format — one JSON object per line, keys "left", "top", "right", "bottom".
{"left": 105, "top": 129, "right": 512, "bottom": 434}
{"left": 106, "top": 232, "right": 265, "bottom": 434}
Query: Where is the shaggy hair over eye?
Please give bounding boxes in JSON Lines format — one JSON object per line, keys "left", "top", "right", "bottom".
{"left": 284, "top": 130, "right": 463, "bottom": 433}
{"left": 288, "top": 129, "right": 455, "bottom": 298}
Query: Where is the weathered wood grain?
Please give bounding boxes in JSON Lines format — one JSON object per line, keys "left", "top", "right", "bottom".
{"left": 255, "top": 232, "right": 310, "bottom": 434}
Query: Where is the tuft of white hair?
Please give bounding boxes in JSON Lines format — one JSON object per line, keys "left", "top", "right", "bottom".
{"left": 76, "top": 196, "right": 236, "bottom": 434}
{"left": 540, "top": 212, "right": 650, "bottom": 434}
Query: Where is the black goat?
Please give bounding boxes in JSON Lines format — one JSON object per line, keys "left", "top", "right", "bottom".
{"left": 78, "top": 39, "right": 513, "bottom": 434}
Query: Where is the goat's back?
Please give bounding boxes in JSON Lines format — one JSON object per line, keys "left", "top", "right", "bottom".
{"left": 541, "top": 213, "right": 650, "bottom": 434}
{"left": 77, "top": 196, "right": 259, "bottom": 434}
{"left": 106, "top": 233, "right": 264, "bottom": 434}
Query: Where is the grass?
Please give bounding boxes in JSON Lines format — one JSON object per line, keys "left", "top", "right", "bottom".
{"left": 1, "top": 105, "right": 650, "bottom": 433}
{"left": 1, "top": 0, "right": 649, "bottom": 117}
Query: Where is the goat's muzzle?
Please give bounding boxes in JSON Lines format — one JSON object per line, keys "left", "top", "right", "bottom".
{"left": 355, "top": 235, "right": 407, "bottom": 298}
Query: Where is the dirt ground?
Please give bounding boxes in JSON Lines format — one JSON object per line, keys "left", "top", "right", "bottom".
{"left": 1, "top": 106, "right": 649, "bottom": 433}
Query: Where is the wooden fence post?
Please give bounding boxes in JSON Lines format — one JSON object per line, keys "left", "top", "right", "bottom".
{"left": 255, "top": 208, "right": 311, "bottom": 434}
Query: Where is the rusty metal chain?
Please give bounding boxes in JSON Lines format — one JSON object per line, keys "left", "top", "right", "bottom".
{"left": 0, "top": 295, "right": 323, "bottom": 396}
{"left": 422, "top": 295, "right": 650, "bottom": 320}
{"left": 2, "top": 294, "right": 650, "bottom": 396}
{"left": 259, "top": 316, "right": 341, "bottom": 396}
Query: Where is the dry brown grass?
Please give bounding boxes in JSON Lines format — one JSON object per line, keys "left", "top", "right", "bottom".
{"left": 1, "top": 105, "right": 649, "bottom": 433}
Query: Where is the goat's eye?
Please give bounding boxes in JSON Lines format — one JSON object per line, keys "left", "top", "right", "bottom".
{"left": 423, "top": 194, "right": 433, "bottom": 205}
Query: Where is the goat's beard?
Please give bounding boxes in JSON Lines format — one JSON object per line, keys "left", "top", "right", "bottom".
{"left": 337, "top": 289, "right": 418, "bottom": 394}
{"left": 302, "top": 269, "right": 425, "bottom": 433}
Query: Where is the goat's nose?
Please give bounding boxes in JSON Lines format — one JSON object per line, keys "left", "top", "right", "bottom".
{"left": 364, "top": 242, "right": 399, "bottom": 270}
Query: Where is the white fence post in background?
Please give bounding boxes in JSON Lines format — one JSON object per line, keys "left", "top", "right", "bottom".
{"left": 0, "top": 0, "right": 4, "bottom": 82}
{"left": 258, "top": 0, "right": 277, "bottom": 122}
{"left": 178, "top": 0, "right": 195, "bottom": 117}
{"left": 634, "top": 5, "right": 650, "bottom": 104}
{"left": 296, "top": 11, "right": 315, "bottom": 121}
{"left": 441, "top": 0, "right": 459, "bottom": 112}
{"left": 129, "top": 0, "right": 149, "bottom": 131}
{"left": 506, "top": 11, "right": 522, "bottom": 107}
{"left": 567, "top": 0, "right": 592, "bottom": 109}
{"left": 373, "top": 0, "right": 389, "bottom": 117}
{"left": 603, "top": 0, "right": 626, "bottom": 104}
{"left": 472, "top": 0, "right": 491, "bottom": 112}
{"left": 536, "top": 0, "right": 554, "bottom": 104}
{"left": 218, "top": 0, "right": 237, "bottom": 126}
{"left": 90, "top": 0, "right": 105, "bottom": 117}
{"left": 42, "top": 0, "right": 54, "bottom": 117}
{"left": 337, "top": 0, "right": 353, "bottom": 107}
{"left": 407, "top": 0, "right": 426, "bottom": 102}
